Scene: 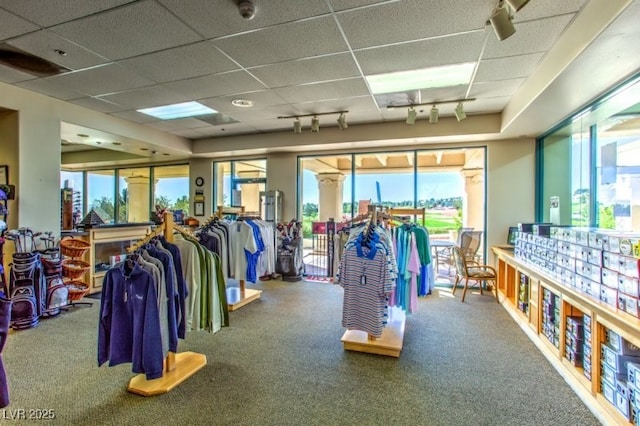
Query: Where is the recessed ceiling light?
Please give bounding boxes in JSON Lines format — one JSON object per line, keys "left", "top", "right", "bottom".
{"left": 366, "top": 63, "right": 475, "bottom": 94}
{"left": 231, "top": 99, "right": 254, "bottom": 108}
{"left": 77, "top": 133, "right": 89, "bottom": 138}
{"left": 95, "top": 141, "right": 102, "bottom": 145}
{"left": 137, "top": 101, "right": 217, "bottom": 120}
{"left": 54, "top": 49, "right": 67, "bottom": 56}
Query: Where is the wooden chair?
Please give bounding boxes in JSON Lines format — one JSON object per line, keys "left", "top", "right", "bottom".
{"left": 451, "top": 246, "right": 499, "bottom": 303}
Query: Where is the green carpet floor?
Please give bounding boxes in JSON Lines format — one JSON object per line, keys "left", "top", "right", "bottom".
{"left": 3, "top": 280, "right": 600, "bottom": 425}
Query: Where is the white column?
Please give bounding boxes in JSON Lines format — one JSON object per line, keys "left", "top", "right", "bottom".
{"left": 461, "top": 169, "right": 484, "bottom": 231}
{"left": 315, "top": 173, "right": 345, "bottom": 222}
{"left": 237, "top": 171, "right": 264, "bottom": 214}
{"left": 125, "top": 176, "right": 152, "bottom": 223}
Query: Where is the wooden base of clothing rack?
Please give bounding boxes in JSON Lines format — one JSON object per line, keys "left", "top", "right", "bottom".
{"left": 126, "top": 212, "right": 207, "bottom": 396}
{"left": 341, "top": 306, "right": 405, "bottom": 357}
{"left": 227, "top": 280, "right": 262, "bottom": 311}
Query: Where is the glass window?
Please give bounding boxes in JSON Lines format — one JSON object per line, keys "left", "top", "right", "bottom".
{"left": 87, "top": 170, "right": 115, "bottom": 224}
{"left": 214, "top": 159, "right": 267, "bottom": 214}
{"left": 118, "top": 167, "right": 150, "bottom": 223}
{"left": 154, "top": 165, "right": 189, "bottom": 216}
{"left": 61, "top": 170, "right": 84, "bottom": 220}
{"left": 538, "top": 75, "right": 640, "bottom": 230}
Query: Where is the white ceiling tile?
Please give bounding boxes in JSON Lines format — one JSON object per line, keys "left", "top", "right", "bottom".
{"left": 171, "top": 128, "right": 210, "bottom": 139}
{"left": 0, "top": 8, "right": 39, "bottom": 40}
{"left": 98, "top": 85, "right": 190, "bottom": 110}
{"left": 512, "top": 0, "right": 589, "bottom": 23}
{"left": 468, "top": 79, "right": 526, "bottom": 99}
{"left": 47, "top": 63, "right": 155, "bottom": 97}
{"left": 110, "top": 110, "right": 158, "bottom": 124}
{"left": 464, "top": 96, "right": 509, "bottom": 114}
{"left": 7, "top": 30, "right": 110, "bottom": 71}
{"left": 0, "top": 0, "right": 136, "bottom": 26}
{"left": 213, "top": 17, "right": 348, "bottom": 68}
{"left": 117, "top": 41, "right": 239, "bottom": 84}
{"left": 147, "top": 117, "right": 217, "bottom": 131}
{"left": 15, "top": 78, "right": 84, "bottom": 100}
{"left": 70, "top": 97, "right": 125, "bottom": 113}
{"left": 484, "top": 14, "right": 575, "bottom": 59}
{"left": 329, "top": 0, "right": 391, "bottom": 12}
{"left": 475, "top": 53, "right": 545, "bottom": 83}
{"left": 336, "top": 0, "right": 494, "bottom": 49}
{"left": 199, "top": 90, "right": 288, "bottom": 113}
{"left": 163, "top": 70, "right": 265, "bottom": 100}
{"left": 292, "top": 95, "right": 379, "bottom": 115}
{"left": 249, "top": 53, "right": 361, "bottom": 88}
{"left": 274, "top": 78, "right": 370, "bottom": 104}
{"left": 158, "top": 0, "right": 330, "bottom": 39}
{"left": 50, "top": 1, "right": 202, "bottom": 61}
{"left": 355, "top": 32, "right": 485, "bottom": 76}
{"left": 0, "top": 63, "right": 35, "bottom": 83}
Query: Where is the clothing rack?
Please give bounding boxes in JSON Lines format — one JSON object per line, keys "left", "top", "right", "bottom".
{"left": 340, "top": 208, "right": 406, "bottom": 357}
{"left": 387, "top": 207, "right": 426, "bottom": 226}
{"left": 126, "top": 212, "right": 207, "bottom": 396}
{"left": 202, "top": 211, "right": 261, "bottom": 311}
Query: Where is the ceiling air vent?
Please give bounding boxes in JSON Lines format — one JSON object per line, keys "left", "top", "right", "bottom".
{"left": 0, "top": 43, "right": 70, "bottom": 77}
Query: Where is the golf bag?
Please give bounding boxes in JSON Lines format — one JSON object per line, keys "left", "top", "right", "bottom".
{"left": 40, "top": 249, "right": 68, "bottom": 317}
{"left": 8, "top": 252, "right": 45, "bottom": 330}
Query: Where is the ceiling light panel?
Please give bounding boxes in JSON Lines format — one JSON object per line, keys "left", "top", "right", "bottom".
{"left": 366, "top": 63, "right": 476, "bottom": 95}
{"left": 138, "top": 101, "right": 218, "bottom": 120}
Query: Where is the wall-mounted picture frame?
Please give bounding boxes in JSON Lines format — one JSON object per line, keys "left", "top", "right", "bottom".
{"left": 194, "top": 201, "right": 205, "bottom": 216}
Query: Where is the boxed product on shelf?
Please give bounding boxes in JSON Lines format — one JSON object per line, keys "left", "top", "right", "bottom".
{"left": 584, "top": 356, "right": 592, "bottom": 380}
{"left": 602, "top": 378, "right": 616, "bottom": 405}
{"left": 565, "top": 345, "right": 583, "bottom": 367}
{"left": 616, "top": 388, "right": 631, "bottom": 420}
{"left": 587, "top": 247, "right": 603, "bottom": 266}
{"left": 602, "top": 268, "right": 619, "bottom": 288}
{"left": 584, "top": 313, "right": 592, "bottom": 328}
{"left": 588, "top": 230, "right": 607, "bottom": 249}
{"left": 601, "top": 344, "right": 640, "bottom": 376}
{"left": 602, "top": 362, "right": 627, "bottom": 387}
{"left": 628, "top": 362, "right": 640, "bottom": 389}
{"left": 565, "top": 330, "right": 583, "bottom": 351}
{"left": 532, "top": 223, "right": 552, "bottom": 237}
{"left": 585, "top": 327, "right": 592, "bottom": 344}
{"left": 618, "top": 294, "right": 639, "bottom": 318}
{"left": 566, "top": 316, "right": 584, "bottom": 336}
{"left": 606, "top": 330, "right": 640, "bottom": 356}
{"left": 619, "top": 255, "right": 640, "bottom": 279}
{"left": 585, "top": 342, "right": 592, "bottom": 359}
{"left": 604, "top": 251, "right": 622, "bottom": 273}
{"left": 620, "top": 237, "right": 640, "bottom": 257}
{"left": 601, "top": 286, "right": 618, "bottom": 308}
{"left": 619, "top": 274, "right": 640, "bottom": 298}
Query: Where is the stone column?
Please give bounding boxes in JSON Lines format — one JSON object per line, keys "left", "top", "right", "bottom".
{"left": 630, "top": 176, "right": 640, "bottom": 231}
{"left": 461, "top": 169, "right": 484, "bottom": 231}
{"left": 125, "top": 176, "right": 152, "bottom": 223}
{"left": 315, "top": 173, "right": 345, "bottom": 222}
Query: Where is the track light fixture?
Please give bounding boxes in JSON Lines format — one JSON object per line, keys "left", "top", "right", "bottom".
{"left": 454, "top": 102, "right": 466, "bottom": 121}
{"left": 489, "top": 1, "right": 515, "bottom": 41}
{"left": 429, "top": 105, "right": 439, "bottom": 124}
{"left": 337, "top": 113, "right": 348, "bottom": 130}
{"left": 406, "top": 107, "right": 417, "bottom": 125}
{"left": 311, "top": 116, "right": 320, "bottom": 133}
{"left": 505, "top": 0, "right": 530, "bottom": 12}
{"left": 278, "top": 110, "right": 349, "bottom": 133}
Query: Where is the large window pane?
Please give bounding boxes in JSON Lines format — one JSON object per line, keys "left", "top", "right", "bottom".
{"left": 354, "top": 153, "right": 414, "bottom": 215}
{"left": 118, "top": 167, "right": 150, "bottom": 223}
{"left": 60, "top": 170, "right": 84, "bottom": 224}
{"left": 154, "top": 165, "right": 189, "bottom": 217}
{"left": 596, "top": 101, "right": 640, "bottom": 230}
{"left": 87, "top": 170, "right": 115, "bottom": 224}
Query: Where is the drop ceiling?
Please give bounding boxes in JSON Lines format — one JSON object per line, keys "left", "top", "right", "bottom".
{"left": 0, "top": 0, "right": 639, "bottom": 158}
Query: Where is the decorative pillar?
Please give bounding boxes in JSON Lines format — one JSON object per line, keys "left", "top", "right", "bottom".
{"left": 125, "top": 176, "right": 153, "bottom": 223}
{"left": 315, "top": 173, "right": 345, "bottom": 222}
{"left": 237, "top": 171, "right": 264, "bottom": 214}
{"left": 216, "top": 165, "right": 226, "bottom": 207}
{"left": 461, "top": 169, "right": 484, "bottom": 231}
{"left": 629, "top": 176, "right": 640, "bottom": 231}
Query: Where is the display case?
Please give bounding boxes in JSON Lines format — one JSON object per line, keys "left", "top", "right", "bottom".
{"left": 62, "top": 224, "right": 151, "bottom": 294}
{"left": 493, "top": 247, "right": 640, "bottom": 425}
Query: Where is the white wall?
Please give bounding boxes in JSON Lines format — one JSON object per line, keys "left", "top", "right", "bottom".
{"left": 486, "top": 138, "right": 536, "bottom": 262}
{"left": 189, "top": 158, "right": 212, "bottom": 221}
{"left": 266, "top": 152, "right": 297, "bottom": 221}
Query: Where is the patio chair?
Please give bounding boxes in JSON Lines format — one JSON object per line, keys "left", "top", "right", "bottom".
{"left": 451, "top": 246, "right": 499, "bottom": 303}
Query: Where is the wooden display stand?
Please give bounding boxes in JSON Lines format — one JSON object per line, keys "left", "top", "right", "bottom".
{"left": 126, "top": 213, "right": 207, "bottom": 396}
{"left": 215, "top": 206, "right": 262, "bottom": 311}
{"left": 493, "top": 247, "right": 640, "bottom": 425}
{"left": 341, "top": 306, "right": 405, "bottom": 357}
{"left": 387, "top": 207, "right": 426, "bottom": 226}
{"left": 227, "top": 280, "right": 262, "bottom": 311}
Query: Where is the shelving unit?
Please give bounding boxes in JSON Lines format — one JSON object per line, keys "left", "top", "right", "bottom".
{"left": 341, "top": 306, "right": 405, "bottom": 357}
{"left": 493, "top": 247, "right": 640, "bottom": 425}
